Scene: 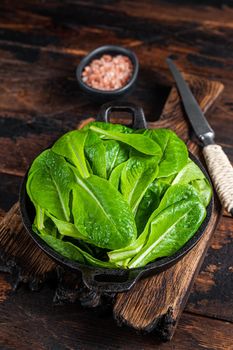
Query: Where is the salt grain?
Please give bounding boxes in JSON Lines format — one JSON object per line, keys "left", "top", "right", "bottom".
{"left": 81, "top": 54, "right": 133, "bottom": 91}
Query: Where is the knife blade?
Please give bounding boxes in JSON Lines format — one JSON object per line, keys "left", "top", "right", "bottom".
{"left": 166, "top": 58, "right": 215, "bottom": 146}
{"left": 166, "top": 57, "right": 233, "bottom": 216}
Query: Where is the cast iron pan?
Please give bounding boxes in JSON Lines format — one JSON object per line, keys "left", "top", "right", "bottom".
{"left": 19, "top": 102, "right": 213, "bottom": 293}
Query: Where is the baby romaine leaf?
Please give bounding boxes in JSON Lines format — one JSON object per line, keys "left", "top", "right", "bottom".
{"left": 108, "top": 184, "right": 203, "bottom": 264}
{"left": 27, "top": 149, "right": 74, "bottom": 221}
{"left": 34, "top": 218, "right": 116, "bottom": 268}
{"left": 48, "top": 215, "right": 89, "bottom": 241}
{"left": 33, "top": 214, "right": 58, "bottom": 238}
{"left": 172, "top": 159, "right": 212, "bottom": 206}
{"left": 71, "top": 173, "right": 137, "bottom": 250}
{"left": 80, "top": 248, "right": 116, "bottom": 268}
{"left": 104, "top": 140, "right": 129, "bottom": 178}
{"left": 143, "top": 129, "right": 188, "bottom": 177}
{"left": 120, "top": 156, "right": 159, "bottom": 214}
{"left": 85, "top": 134, "right": 129, "bottom": 179}
{"left": 40, "top": 232, "right": 116, "bottom": 268}
{"left": 135, "top": 177, "right": 172, "bottom": 234}
{"left": 128, "top": 197, "right": 206, "bottom": 268}
{"left": 109, "top": 162, "right": 126, "bottom": 189}
{"left": 191, "top": 179, "right": 212, "bottom": 207}
{"left": 41, "top": 233, "right": 85, "bottom": 263}
{"left": 107, "top": 226, "right": 148, "bottom": 264}
{"left": 85, "top": 130, "right": 106, "bottom": 178}
{"left": 52, "top": 130, "right": 89, "bottom": 178}
{"left": 83, "top": 121, "right": 133, "bottom": 134}
{"left": 90, "top": 126, "right": 162, "bottom": 156}
{"left": 34, "top": 205, "right": 45, "bottom": 230}
{"left": 172, "top": 158, "right": 205, "bottom": 184}
{"left": 145, "top": 183, "right": 202, "bottom": 226}
{"left": 26, "top": 172, "right": 45, "bottom": 230}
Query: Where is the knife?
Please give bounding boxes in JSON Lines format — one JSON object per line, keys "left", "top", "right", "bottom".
{"left": 167, "top": 58, "right": 233, "bottom": 216}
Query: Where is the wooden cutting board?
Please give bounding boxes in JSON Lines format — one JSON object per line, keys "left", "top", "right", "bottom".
{"left": 0, "top": 73, "right": 223, "bottom": 341}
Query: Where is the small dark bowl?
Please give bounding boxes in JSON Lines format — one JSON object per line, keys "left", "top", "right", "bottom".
{"left": 76, "top": 45, "right": 139, "bottom": 102}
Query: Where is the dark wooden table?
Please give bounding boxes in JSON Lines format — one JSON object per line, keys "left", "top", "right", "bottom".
{"left": 0, "top": 1, "right": 232, "bottom": 349}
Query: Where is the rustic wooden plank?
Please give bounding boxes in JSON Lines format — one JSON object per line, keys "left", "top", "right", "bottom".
{"left": 0, "top": 1, "right": 233, "bottom": 80}
{"left": 186, "top": 216, "right": 233, "bottom": 322}
{"left": 1, "top": 0, "right": 233, "bottom": 49}
{"left": 0, "top": 275, "right": 11, "bottom": 303}
{"left": 0, "top": 203, "right": 56, "bottom": 288}
{"left": 67, "top": 0, "right": 233, "bottom": 25}
{"left": 0, "top": 276, "right": 232, "bottom": 350}
{"left": 0, "top": 1, "right": 232, "bottom": 348}
{"left": 0, "top": 173, "right": 22, "bottom": 211}
{"left": 0, "top": 0, "right": 233, "bottom": 72}
{"left": 0, "top": 0, "right": 233, "bottom": 83}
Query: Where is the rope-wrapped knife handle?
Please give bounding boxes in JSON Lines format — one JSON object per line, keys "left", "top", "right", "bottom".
{"left": 203, "top": 144, "right": 233, "bottom": 216}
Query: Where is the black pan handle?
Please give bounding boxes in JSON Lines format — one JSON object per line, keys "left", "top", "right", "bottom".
{"left": 97, "top": 101, "right": 147, "bottom": 129}
{"left": 81, "top": 267, "right": 141, "bottom": 293}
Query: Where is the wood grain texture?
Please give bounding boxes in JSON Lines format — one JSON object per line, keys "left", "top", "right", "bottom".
{"left": 0, "top": 203, "right": 56, "bottom": 289}
{"left": 0, "top": 0, "right": 233, "bottom": 348}
{"left": 0, "top": 278, "right": 232, "bottom": 350}
{"left": 187, "top": 215, "right": 233, "bottom": 322}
